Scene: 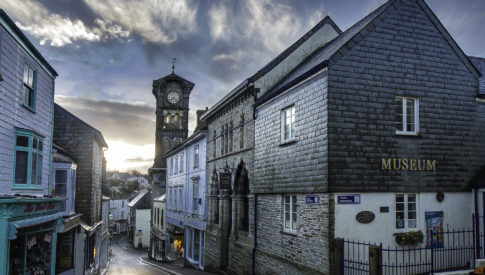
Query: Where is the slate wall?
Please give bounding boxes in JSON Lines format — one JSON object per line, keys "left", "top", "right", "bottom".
{"left": 326, "top": 0, "right": 483, "bottom": 192}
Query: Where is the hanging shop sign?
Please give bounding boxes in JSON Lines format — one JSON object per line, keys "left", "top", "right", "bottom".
{"left": 338, "top": 194, "right": 360, "bottom": 204}
{"left": 219, "top": 172, "right": 231, "bottom": 190}
{"left": 356, "top": 211, "right": 375, "bottom": 224}
{"left": 381, "top": 158, "right": 437, "bottom": 171}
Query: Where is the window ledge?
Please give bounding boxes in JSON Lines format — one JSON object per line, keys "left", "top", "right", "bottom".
{"left": 22, "top": 104, "right": 36, "bottom": 113}
{"left": 281, "top": 229, "right": 298, "bottom": 236}
{"left": 12, "top": 184, "right": 43, "bottom": 190}
{"left": 395, "top": 131, "right": 419, "bottom": 137}
{"left": 279, "top": 139, "right": 297, "bottom": 146}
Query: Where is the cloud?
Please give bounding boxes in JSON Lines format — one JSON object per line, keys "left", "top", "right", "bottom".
{"left": 83, "top": 0, "right": 198, "bottom": 44}
{"left": 208, "top": 0, "right": 302, "bottom": 53}
{"left": 3, "top": 0, "right": 130, "bottom": 47}
{"left": 55, "top": 95, "right": 155, "bottom": 145}
{"left": 125, "top": 157, "right": 153, "bottom": 163}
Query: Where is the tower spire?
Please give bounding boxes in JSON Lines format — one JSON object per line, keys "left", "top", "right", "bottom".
{"left": 171, "top": 57, "right": 176, "bottom": 74}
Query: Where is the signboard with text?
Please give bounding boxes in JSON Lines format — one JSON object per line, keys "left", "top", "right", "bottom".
{"left": 337, "top": 194, "right": 361, "bottom": 204}
{"left": 219, "top": 172, "right": 231, "bottom": 190}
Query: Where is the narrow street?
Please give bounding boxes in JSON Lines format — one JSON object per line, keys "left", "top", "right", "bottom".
{"left": 108, "top": 235, "right": 169, "bottom": 275}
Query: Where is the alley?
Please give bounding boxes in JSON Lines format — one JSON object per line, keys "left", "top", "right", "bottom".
{"left": 108, "top": 235, "right": 169, "bottom": 275}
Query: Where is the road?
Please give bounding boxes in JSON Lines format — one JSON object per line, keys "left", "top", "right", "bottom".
{"left": 108, "top": 235, "right": 169, "bottom": 275}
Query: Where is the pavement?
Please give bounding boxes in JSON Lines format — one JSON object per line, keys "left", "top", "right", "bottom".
{"left": 108, "top": 234, "right": 214, "bottom": 275}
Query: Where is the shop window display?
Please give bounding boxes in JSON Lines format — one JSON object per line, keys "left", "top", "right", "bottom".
{"left": 9, "top": 223, "right": 54, "bottom": 275}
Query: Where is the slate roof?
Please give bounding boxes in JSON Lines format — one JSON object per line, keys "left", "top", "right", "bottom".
{"left": 469, "top": 56, "right": 485, "bottom": 96}
{"left": 154, "top": 194, "right": 165, "bottom": 202}
{"left": 256, "top": 0, "right": 481, "bottom": 107}
{"left": 127, "top": 189, "right": 150, "bottom": 208}
{"left": 54, "top": 103, "right": 108, "bottom": 147}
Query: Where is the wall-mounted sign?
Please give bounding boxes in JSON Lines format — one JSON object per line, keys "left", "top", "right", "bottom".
{"left": 338, "top": 194, "right": 360, "bottom": 204}
{"left": 219, "top": 172, "right": 231, "bottom": 190}
{"left": 426, "top": 211, "right": 444, "bottom": 248}
{"left": 356, "top": 211, "right": 375, "bottom": 224}
{"left": 306, "top": 196, "right": 319, "bottom": 204}
{"left": 381, "top": 158, "right": 437, "bottom": 171}
{"left": 380, "top": 207, "right": 389, "bottom": 213}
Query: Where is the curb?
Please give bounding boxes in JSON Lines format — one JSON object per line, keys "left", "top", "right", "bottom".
{"left": 138, "top": 257, "right": 183, "bottom": 275}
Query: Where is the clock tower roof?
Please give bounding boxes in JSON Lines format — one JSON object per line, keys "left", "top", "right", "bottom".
{"left": 153, "top": 72, "right": 195, "bottom": 88}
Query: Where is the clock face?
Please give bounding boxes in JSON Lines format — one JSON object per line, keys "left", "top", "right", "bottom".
{"left": 167, "top": 91, "right": 180, "bottom": 104}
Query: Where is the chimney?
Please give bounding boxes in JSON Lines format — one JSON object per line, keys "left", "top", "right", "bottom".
{"left": 195, "top": 107, "right": 208, "bottom": 131}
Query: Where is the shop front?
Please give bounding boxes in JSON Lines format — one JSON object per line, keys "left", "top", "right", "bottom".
{"left": 0, "top": 197, "right": 64, "bottom": 275}
{"left": 151, "top": 227, "right": 165, "bottom": 261}
{"left": 166, "top": 223, "right": 184, "bottom": 259}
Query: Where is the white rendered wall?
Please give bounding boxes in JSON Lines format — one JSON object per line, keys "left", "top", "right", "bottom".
{"left": 334, "top": 192, "right": 472, "bottom": 246}
{"left": 110, "top": 199, "right": 129, "bottom": 220}
{"left": 134, "top": 209, "right": 151, "bottom": 248}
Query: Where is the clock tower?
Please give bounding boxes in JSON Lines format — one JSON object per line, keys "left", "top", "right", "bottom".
{"left": 149, "top": 70, "right": 194, "bottom": 193}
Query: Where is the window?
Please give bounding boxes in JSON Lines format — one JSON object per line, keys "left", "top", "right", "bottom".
{"left": 122, "top": 201, "right": 124, "bottom": 207}
{"left": 174, "top": 156, "right": 178, "bottom": 174}
{"left": 283, "top": 195, "right": 297, "bottom": 231}
{"left": 212, "top": 131, "right": 217, "bottom": 158}
{"left": 193, "top": 145, "right": 199, "bottom": 169}
{"left": 240, "top": 115, "right": 245, "bottom": 149}
{"left": 180, "top": 153, "right": 184, "bottom": 173}
{"left": 55, "top": 170, "right": 68, "bottom": 211}
{"left": 229, "top": 122, "right": 233, "bottom": 153}
{"left": 193, "top": 181, "right": 199, "bottom": 213}
{"left": 121, "top": 210, "right": 124, "bottom": 218}
{"left": 14, "top": 129, "right": 43, "bottom": 187}
{"left": 281, "top": 106, "right": 295, "bottom": 142}
{"left": 395, "top": 194, "right": 417, "bottom": 230}
{"left": 221, "top": 126, "right": 225, "bottom": 155}
{"left": 395, "top": 97, "right": 419, "bottom": 135}
{"left": 160, "top": 209, "right": 164, "bottom": 226}
{"left": 23, "top": 63, "right": 36, "bottom": 110}
{"left": 170, "top": 158, "right": 174, "bottom": 175}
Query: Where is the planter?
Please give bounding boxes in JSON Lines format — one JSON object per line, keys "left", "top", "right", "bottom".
{"left": 393, "top": 231, "right": 424, "bottom": 246}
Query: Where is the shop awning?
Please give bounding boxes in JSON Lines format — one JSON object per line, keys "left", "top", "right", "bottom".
{"left": 8, "top": 213, "right": 60, "bottom": 240}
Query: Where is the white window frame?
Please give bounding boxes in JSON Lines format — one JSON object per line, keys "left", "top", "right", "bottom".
{"left": 280, "top": 106, "right": 296, "bottom": 143}
{"left": 283, "top": 195, "right": 297, "bottom": 232}
{"left": 193, "top": 180, "right": 199, "bottom": 213}
{"left": 395, "top": 193, "right": 418, "bottom": 231}
{"left": 395, "top": 96, "right": 419, "bottom": 135}
{"left": 193, "top": 145, "right": 199, "bottom": 169}
{"left": 174, "top": 156, "right": 178, "bottom": 175}
{"left": 180, "top": 153, "right": 184, "bottom": 173}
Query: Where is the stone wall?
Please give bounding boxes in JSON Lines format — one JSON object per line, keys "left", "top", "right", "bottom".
{"left": 256, "top": 193, "right": 332, "bottom": 275}
{"left": 54, "top": 104, "right": 100, "bottom": 224}
{"left": 254, "top": 73, "right": 328, "bottom": 194}
{"left": 326, "top": 0, "right": 483, "bottom": 192}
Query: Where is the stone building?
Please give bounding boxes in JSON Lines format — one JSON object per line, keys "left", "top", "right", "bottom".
{"left": 0, "top": 9, "right": 64, "bottom": 275}
{"left": 253, "top": 0, "right": 485, "bottom": 274}
{"left": 149, "top": 71, "right": 194, "bottom": 198}
{"left": 200, "top": 16, "right": 341, "bottom": 274}
{"left": 53, "top": 103, "right": 109, "bottom": 274}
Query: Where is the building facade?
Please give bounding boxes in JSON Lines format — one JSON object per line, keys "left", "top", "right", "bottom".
{"left": 0, "top": 9, "right": 66, "bottom": 275}
{"left": 165, "top": 126, "right": 207, "bottom": 268}
{"left": 253, "top": 0, "right": 485, "bottom": 273}
{"left": 200, "top": 15, "right": 341, "bottom": 274}
{"left": 128, "top": 189, "right": 151, "bottom": 248}
{"left": 151, "top": 194, "right": 166, "bottom": 261}
{"left": 53, "top": 103, "right": 109, "bottom": 274}
{"left": 109, "top": 199, "right": 129, "bottom": 234}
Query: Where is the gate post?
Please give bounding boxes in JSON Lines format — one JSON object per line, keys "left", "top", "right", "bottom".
{"left": 369, "top": 245, "right": 382, "bottom": 275}
{"left": 330, "top": 238, "right": 344, "bottom": 275}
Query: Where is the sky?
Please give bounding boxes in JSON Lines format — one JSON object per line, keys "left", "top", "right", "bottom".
{"left": 2, "top": 0, "right": 484, "bottom": 173}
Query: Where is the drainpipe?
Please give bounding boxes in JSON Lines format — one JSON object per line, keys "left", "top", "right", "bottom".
{"left": 474, "top": 186, "right": 480, "bottom": 258}
{"left": 252, "top": 194, "right": 258, "bottom": 275}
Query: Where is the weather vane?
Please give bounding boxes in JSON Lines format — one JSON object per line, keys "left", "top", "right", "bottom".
{"left": 171, "top": 57, "right": 176, "bottom": 74}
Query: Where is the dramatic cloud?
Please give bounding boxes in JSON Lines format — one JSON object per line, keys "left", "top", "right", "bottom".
{"left": 83, "top": 0, "right": 198, "bottom": 44}
{"left": 2, "top": 0, "right": 129, "bottom": 47}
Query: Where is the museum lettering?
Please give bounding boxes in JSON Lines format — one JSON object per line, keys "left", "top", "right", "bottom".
{"left": 381, "top": 158, "right": 437, "bottom": 171}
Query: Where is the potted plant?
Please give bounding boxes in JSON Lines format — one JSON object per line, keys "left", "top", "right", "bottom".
{"left": 393, "top": 230, "right": 424, "bottom": 246}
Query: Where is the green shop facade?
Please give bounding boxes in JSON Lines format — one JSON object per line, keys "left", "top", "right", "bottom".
{"left": 0, "top": 197, "right": 64, "bottom": 275}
